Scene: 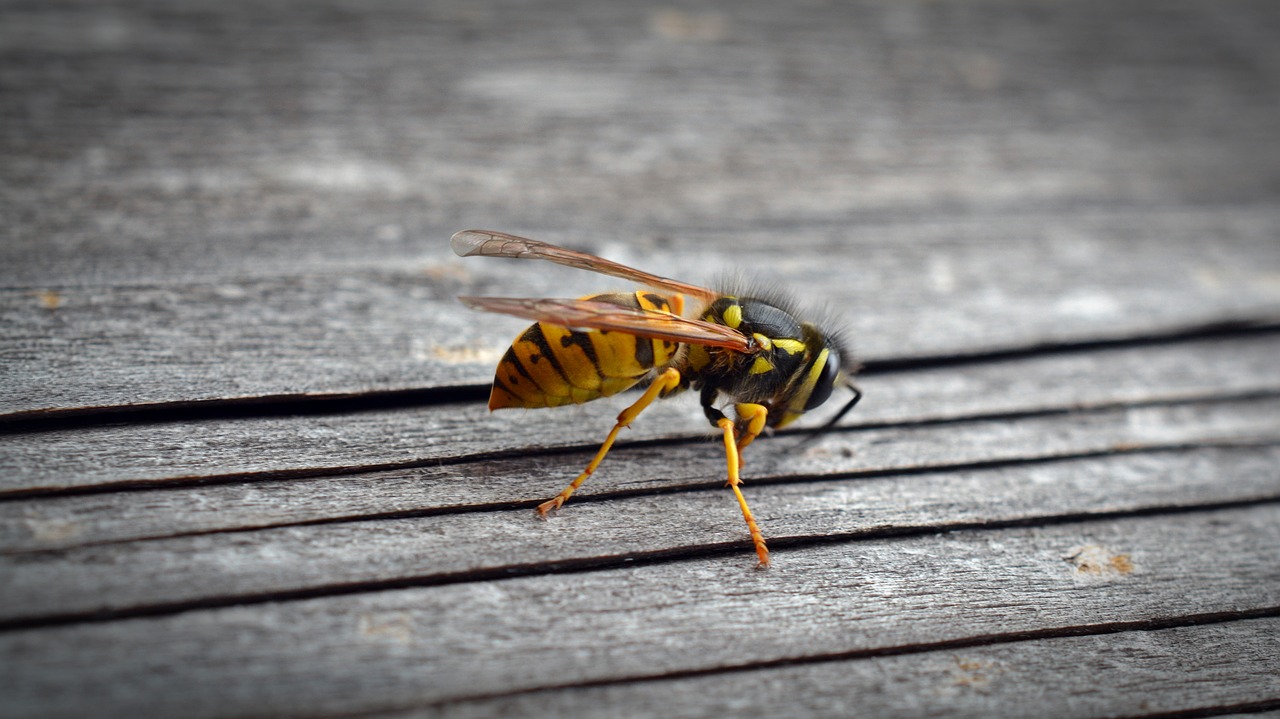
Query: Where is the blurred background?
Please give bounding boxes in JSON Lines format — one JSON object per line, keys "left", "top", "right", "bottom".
{"left": 3, "top": 0, "right": 1279, "bottom": 410}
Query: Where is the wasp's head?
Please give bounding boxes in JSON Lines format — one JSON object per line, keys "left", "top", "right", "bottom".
{"left": 699, "top": 295, "right": 860, "bottom": 432}
{"left": 768, "top": 322, "right": 858, "bottom": 429}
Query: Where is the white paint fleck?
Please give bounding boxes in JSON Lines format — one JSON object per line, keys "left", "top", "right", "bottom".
{"left": 375, "top": 224, "right": 404, "bottom": 242}
{"left": 273, "top": 161, "right": 411, "bottom": 195}
{"left": 926, "top": 255, "right": 956, "bottom": 294}
{"left": 357, "top": 612, "right": 416, "bottom": 645}
{"left": 649, "top": 9, "right": 729, "bottom": 42}
{"left": 459, "top": 70, "right": 632, "bottom": 116}
{"left": 24, "top": 517, "right": 83, "bottom": 544}
{"left": 1053, "top": 290, "right": 1120, "bottom": 319}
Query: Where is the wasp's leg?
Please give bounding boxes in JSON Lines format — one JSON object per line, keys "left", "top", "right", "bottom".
{"left": 717, "top": 404, "right": 770, "bottom": 568}
{"left": 537, "top": 367, "right": 684, "bottom": 516}
{"left": 733, "top": 402, "right": 768, "bottom": 453}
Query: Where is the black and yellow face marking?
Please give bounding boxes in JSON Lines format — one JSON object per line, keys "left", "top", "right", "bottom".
{"left": 452, "top": 229, "right": 862, "bottom": 568}
{"left": 691, "top": 297, "right": 844, "bottom": 430}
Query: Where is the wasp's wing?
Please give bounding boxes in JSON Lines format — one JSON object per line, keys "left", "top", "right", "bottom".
{"left": 452, "top": 229, "right": 720, "bottom": 304}
{"left": 459, "top": 296, "right": 753, "bottom": 352}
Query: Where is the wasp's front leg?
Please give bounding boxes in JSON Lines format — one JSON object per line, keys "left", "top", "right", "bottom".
{"left": 716, "top": 404, "right": 771, "bottom": 568}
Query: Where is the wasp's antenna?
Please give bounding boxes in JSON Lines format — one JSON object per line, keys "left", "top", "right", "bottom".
{"left": 793, "top": 378, "right": 862, "bottom": 449}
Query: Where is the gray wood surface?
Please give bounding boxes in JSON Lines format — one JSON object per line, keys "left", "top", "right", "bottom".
{"left": 3, "top": 507, "right": 1278, "bottom": 717}
{"left": 3, "top": 0, "right": 1279, "bottom": 718}
{"left": 3, "top": 0, "right": 1280, "bottom": 418}
{"left": 3, "top": 334, "right": 1277, "bottom": 496}
{"left": 2, "top": 393, "right": 1275, "bottom": 555}
{"left": 427, "top": 618, "right": 1280, "bottom": 719}
{"left": 3, "top": 435, "right": 1278, "bottom": 624}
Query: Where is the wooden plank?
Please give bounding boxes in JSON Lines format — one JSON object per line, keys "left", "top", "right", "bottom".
{"left": 1, "top": 506, "right": 1276, "bottom": 718}
{"left": 3, "top": 208, "right": 1279, "bottom": 417}
{"left": 2, "top": 334, "right": 1277, "bottom": 497}
{"left": 3, "top": 394, "right": 1275, "bottom": 556}
{"left": 3, "top": 434, "right": 1277, "bottom": 624}
{"left": 0, "top": 390, "right": 1276, "bottom": 556}
{"left": 423, "top": 618, "right": 1280, "bottom": 719}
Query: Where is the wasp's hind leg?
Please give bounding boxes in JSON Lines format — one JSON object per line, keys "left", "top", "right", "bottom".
{"left": 537, "top": 367, "right": 684, "bottom": 516}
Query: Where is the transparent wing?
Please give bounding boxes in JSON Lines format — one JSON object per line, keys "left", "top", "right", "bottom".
{"left": 458, "top": 296, "right": 753, "bottom": 352}
{"left": 451, "top": 229, "right": 720, "bottom": 304}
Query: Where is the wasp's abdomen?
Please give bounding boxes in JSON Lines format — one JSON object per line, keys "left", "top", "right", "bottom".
{"left": 487, "top": 291, "right": 681, "bottom": 410}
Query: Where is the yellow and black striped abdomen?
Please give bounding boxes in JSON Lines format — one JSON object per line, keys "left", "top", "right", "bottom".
{"left": 487, "top": 291, "right": 681, "bottom": 410}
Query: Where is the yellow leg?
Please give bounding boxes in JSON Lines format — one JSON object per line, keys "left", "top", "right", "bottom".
{"left": 718, "top": 409, "right": 770, "bottom": 568}
{"left": 725, "top": 401, "right": 769, "bottom": 479}
{"left": 733, "top": 402, "right": 769, "bottom": 453}
{"left": 537, "top": 367, "right": 684, "bottom": 516}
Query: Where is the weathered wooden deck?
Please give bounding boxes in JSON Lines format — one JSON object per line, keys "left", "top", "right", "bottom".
{"left": 3, "top": 1, "right": 1280, "bottom": 717}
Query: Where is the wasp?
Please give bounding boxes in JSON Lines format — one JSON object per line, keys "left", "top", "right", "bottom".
{"left": 452, "top": 230, "right": 861, "bottom": 567}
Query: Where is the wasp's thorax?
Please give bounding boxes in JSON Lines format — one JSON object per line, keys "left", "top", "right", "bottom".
{"left": 681, "top": 296, "right": 844, "bottom": 430}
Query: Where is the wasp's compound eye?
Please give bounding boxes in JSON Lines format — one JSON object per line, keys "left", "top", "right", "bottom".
{"left": 803, "top": 349, "right": 840, "bottom": 411}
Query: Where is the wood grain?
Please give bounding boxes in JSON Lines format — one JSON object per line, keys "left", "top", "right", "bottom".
{"left": 426, "top": 618, "right": 1280, "bottom": 719}
{"left": 4, "top": 1, "right": 1280, "bottom": 717}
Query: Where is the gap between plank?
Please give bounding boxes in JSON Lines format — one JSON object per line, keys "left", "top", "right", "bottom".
{"left": 1, "top": 317, "right": 1277, "bottom": 435}
{"left": 2, "top": 495, "right": 1277, "bottom": 632}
